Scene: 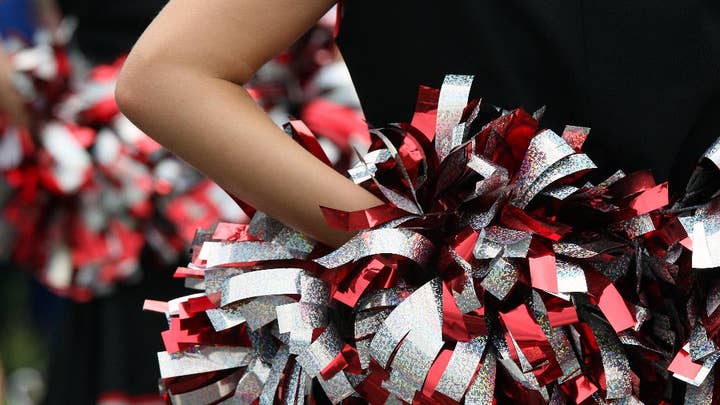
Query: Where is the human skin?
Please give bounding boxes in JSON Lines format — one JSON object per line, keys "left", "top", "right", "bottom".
{"left": 0, "top": 43, "right": 28, "bottom": 127}
{"left": 35, "top": 0, "right": 62, "bottom": 31}
{"left": 1, "top": 0, "right": 63, "bottom": 127}
{"left": 116, "top": 0, "right": 383, "bottom": 248}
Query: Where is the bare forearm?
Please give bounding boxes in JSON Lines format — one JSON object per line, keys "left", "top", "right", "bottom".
{"left": 34, "top": 0, "right": 62, "bottom": 30}
{"left": 117, "top": 61, "right": 381, "bottom": 247}
{"left": 117, "top": 0, "right": 382, "bottom": 246}
{"left": 0, "top": 44, "right": 28, "bottom": 126}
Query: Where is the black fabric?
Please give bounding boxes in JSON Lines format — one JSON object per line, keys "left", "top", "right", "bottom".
{"left": 336, "top": 0, "right": 720, "bottom": 192}
{"left": 57, "top": 0, "right": 167, "bottom": 63}
{"left": 42, "top": 249, "right": 187, "bottom": 405}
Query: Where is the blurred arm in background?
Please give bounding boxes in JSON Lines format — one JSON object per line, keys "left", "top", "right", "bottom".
{"left": 116, "top": 0, "right": 382, "bottom": 248}
{"left": 34, "top": 0, "right": 62, "bottom": 32}
{"left": 0, "top": 43, "right": 28, "bottom": 127}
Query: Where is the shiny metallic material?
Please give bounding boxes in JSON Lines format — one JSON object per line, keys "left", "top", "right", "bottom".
{"left": 435, "top": 75, "right": 474, "bottom": 161}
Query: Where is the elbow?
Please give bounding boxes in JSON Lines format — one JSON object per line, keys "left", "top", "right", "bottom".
{"left": 115, "top": 53, "right": 151, "bottom": 124}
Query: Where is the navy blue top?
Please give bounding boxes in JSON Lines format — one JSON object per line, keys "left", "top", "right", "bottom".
{"left": 0, "top": 0, "right": 35, "bottom": 41}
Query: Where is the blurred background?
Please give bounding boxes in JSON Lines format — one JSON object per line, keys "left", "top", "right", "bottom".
{"left": 0, "top": 1, "right": 366, "bottom": 403}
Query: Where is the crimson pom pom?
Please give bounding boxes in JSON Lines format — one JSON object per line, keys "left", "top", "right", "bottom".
{"left": 0, "top": 39, "right": 242, "bottom": 300}
{"left": 150, "top": 75, "right": 720, "bottom": 404}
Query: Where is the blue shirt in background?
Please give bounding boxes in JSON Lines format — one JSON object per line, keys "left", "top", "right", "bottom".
{"left": 0, "top": 0, "right": 35, "bottom": 41}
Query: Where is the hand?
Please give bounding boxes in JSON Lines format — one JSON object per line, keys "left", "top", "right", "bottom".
{"left": 0, "top": 45, "right": 28, "bottom": 127}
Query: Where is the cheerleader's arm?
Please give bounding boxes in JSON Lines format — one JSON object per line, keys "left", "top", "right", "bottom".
{"left": 0, "top": 42, "right": 28, "bottom": 127}
{"left": 116, "top": 0, "right": 382, "bottom": 248}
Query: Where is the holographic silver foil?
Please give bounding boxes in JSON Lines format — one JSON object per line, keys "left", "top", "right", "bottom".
{"left": 354, "top": 308, "right": 392, "bottom": 339}
{"left": 515, "top": 130, "right": 574, "bottom": 195}
{"left": 467, "top": 154, "right": 510, "bottom": 198}
{"left": 465, "top": 350, "right": 497, "bottom": 405}
{"left": 474, "top": 226, "right": 531, "bottom": 259}
{"left": 374, "top": 181, "right": 422, "bottom": 215}
{"left": 248, "top": 211, "right": 315, "bottom": 258}
{"left": 702, "top": 137, "right": 720, "bottom": 170}
{"left": 555, "top": 260, "right": 588, "bottom": 293}
{"left": 221, "top": 268, "right": 305, "bottom": 307}
{"left": 617, "top": 213, "right": 656, "bottom": 239}
{"left": 245, "top": 296, "right": 296, "bottom": 331}
{"left": 371, "top": 280, "right": 444, "bottom": 401}
{"left": 277, "top": 302, "right": 327, "bottom": 354}
{"left": 585, "top": 315, "right": 632, "bottom": 400}
{"left": 283, "top": 361, "right": 304, "bottom": 405}
{"left": 480, "top": 258, "right": 518, "bottom": 300}
{"left": 223, "top": 359, "right": 271, "bottom": 405}
{"left": 348, "top": 148, "right": 392, "bottom": 184}
{"left": 372, "top": 130, "right": 423, "bottom": 209}
{"left": 435, "top": 75, "right": 475, "bottom": 161}
{"left": 296, "top": 326, "right": 343, "bottom": 377}
{"left": 452, "top": 261, "right": 483, "bottom": 313}
{"left": 689, "top": 323, "right": 718, "bottom": 361}
{"left": 355, "top": 287, "right": 409, "bottom": 312}
{"left": 385, "top": 327, "right": 445, "bottom": 401}
{"left": 314, "top": 228, "right": 434, "bottom": 269}
{"left": 435, "top": 336, "right": 487, "bottom": 401}
{"left": 206, "top": 306, "right": 246, "bottom": 331}
{"left": 317, "top": 372, "right": 356, "bottom": 404}
{"left": 204, "top": 268, "right": 244, "bottom": 294}
{"left": 170, "top": 370, "right": 242, "bottom": 405}
{"left": 369, "top": 279, "right": 443, "bottom": 368}
{"left": 684, "top": 371, "right": 715, "bottom": 405}
{"left": 258, "top": 346, "right": 290, "bottom": 405}
{"left": 199, "top": 241, "right": 295, "bottom": 268}
{"left": 515, "top": 154, "right": 596, "bottom": 209}
{"left": 681, "top": 201, "right": 720, "bottom": 268}
{"left": 543, "top": 184, "right": 579, "bottom": 200}
{"left": 553, "top": 243, "right": 600, "bottom": 259}
{"left": 157, "top": 346, "right": 252, "bottom": 379}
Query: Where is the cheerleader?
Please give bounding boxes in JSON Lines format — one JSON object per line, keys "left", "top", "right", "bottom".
{"left": 118, "top": 1, "right": 719, "bottom": 250}
{"left": 116, "top": 0, "right": 720, "bottom": 404}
